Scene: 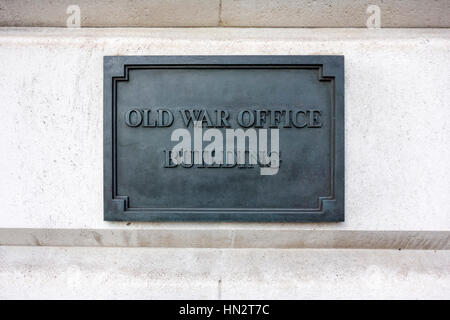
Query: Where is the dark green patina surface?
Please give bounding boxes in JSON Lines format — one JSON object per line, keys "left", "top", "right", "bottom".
{"left": 104, "top": 56, "right": 344, "bottom": 222}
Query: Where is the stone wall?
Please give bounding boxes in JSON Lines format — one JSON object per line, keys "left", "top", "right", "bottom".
{"left": 0, "top": 1, "right": 449, "bottom": 299}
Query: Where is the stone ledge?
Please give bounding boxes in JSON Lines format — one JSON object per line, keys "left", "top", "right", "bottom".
{"left": 0, "top": 0, "right": 448, "bottom": 28}
{"left": 1, "top": 229, "right": 448, "bottom": 249}
{"left": 0, "top": 246, "right": 448, "bottom": 299}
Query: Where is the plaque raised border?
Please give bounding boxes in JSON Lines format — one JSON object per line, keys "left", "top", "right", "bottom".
{"left": 104, "top": 56, "right": 344, "bottom": 222}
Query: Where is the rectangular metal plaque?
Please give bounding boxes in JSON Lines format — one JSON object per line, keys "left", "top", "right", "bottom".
{"left": 104, "top": 56, "right": 344, "bottom": 222}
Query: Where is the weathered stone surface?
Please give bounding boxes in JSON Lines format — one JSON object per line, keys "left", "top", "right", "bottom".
{"left": 221, "top": 0, "right": 450, "bottom": 27}
{"left": 0, "top": 28, "right": 449, "bottom": 235}
{"left": 0, "top": 0, "right": 220, "bottom": 27}
{"left": 0, "top": 229, "right": 448, "bottom": 249}
{"left": 0, "top": 0, "right": 448, "bottom": 27}
{"left": 0, "top": 246, "right": 448, "bottom": 299}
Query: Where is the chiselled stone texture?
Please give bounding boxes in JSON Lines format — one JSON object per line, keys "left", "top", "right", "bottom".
{"left": 0, "top": 0, "right": 449, "bottom": 27}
